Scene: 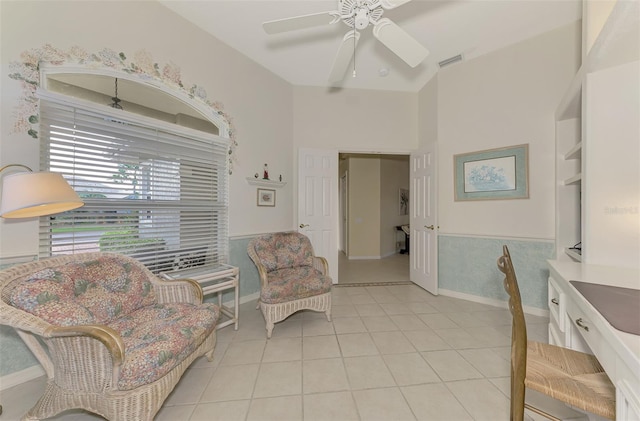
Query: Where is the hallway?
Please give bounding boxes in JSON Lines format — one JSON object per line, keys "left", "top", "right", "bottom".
{"left": 338, "top": 253, "right": 410, "bottom": 285}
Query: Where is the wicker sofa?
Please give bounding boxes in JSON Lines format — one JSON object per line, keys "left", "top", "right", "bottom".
{"left": 0, "top": 252, "right": 220, "bottom": 420}
{"left": 248, "top": 232, "right": 332, "bottom": 338}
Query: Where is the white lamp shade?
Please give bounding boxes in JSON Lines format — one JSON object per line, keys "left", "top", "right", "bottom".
{"left": 0, "top": 172, "right": 84, "bottom": 218}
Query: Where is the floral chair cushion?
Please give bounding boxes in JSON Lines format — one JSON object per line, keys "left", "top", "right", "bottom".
{"left": 109, "top": 302, "right": 219, "bottom": 390}
{"left": 261, "top": 266, "right": 332, "bottom": 304}
{"left": 9, "top": 255, "right": 156, "bottom": 326}
{"left": 252, "top": 232, "right": 315, "bottom": 272}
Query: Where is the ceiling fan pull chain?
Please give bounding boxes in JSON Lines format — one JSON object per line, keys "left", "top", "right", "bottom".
{"left": 353, "top": 30, "right": 357, "bottom": 77}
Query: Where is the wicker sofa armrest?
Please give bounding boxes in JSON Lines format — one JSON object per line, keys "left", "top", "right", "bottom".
{"left": 247, "top": 245, "right": 270, "bottom": 287}
{"left": 152, "top": 277, "right": 203, "bottom": 304}
{"left": 312, "top": 256, "right": 328, "bottom": 275}
{"left": 254, "top": 261, "right": 270, "bottom": 287}
{"left": 46, "top": 324, "right": 125, "bottom": 366}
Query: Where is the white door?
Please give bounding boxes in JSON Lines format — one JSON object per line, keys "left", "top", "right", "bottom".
{"left": 298, "top": 148, "right": 339, "bottom": 283}
{"left": 410, "top": 144, "right": 438, "bottom": 294}
{"left": 340, "top": 173, "right": 348, "bottom": 254}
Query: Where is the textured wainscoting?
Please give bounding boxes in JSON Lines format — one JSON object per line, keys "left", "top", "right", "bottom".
{"left": 226, "top": 236, "right": 261, "bottom": 302}
{"left": 438, "top": 236, "right": 555, "bottom": 310}
{"left": 0, "top": 325, "right": 40, "bottom": 382}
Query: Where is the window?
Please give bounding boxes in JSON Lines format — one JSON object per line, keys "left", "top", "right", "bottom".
{"left": 39, "top": 92, "right": 229, "bottom": 273}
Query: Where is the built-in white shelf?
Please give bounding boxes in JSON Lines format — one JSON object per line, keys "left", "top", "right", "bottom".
{"left": 563, "top": 173, "right": 582, "bottom": 186}
{"left": 245, "top": 177, "right": 286, "bottom": 188}
{"left": 564, "top": 248, "right": 582, "bottom": 262}
{"left": 564, "top": 142, "right": 583, "bottom": 160}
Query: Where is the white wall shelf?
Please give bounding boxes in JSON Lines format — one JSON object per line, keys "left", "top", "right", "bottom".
{"left": 554, "top": 0, "right": 639, "bottom": 271}
{"left": 563, "top": 173, "right": 582, "bottom": 186}
{"left": 564, "top": 142, "right": 583, "bottom": 160}
{"left": 245, "top": 177, "right": 286, "bottom": 188}
{"left": 564, "top": 248, "right": 582, "bottom": 262}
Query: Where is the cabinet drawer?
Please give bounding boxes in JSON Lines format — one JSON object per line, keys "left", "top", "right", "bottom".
{"left": 566, "top": 299, "right": 599, "bottom": 354}
{"left": 566, "top": 300, "right": 617, "bottom": 379}
{"left": 548, "top": 322, "right": 562, "bottom": 346}
{"left": 548, "top": 277, "right": 566, "bottom": 331}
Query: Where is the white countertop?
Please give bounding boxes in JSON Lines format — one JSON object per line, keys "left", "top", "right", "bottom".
{"left": 548, "top": 260, "right": 640, "bottom": 385}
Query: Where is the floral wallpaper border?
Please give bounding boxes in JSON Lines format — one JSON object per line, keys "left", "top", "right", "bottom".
{"left": 8, "top": 44, "right": 238, "bottom": 172}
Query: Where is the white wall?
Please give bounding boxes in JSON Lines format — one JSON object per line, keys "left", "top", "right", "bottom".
{"left": 0, "top": 1, "right": 294, "bottom": 256}
{"left": 584, "top": 60, "right": 640, "bottom": 268}
{"left": 292, "top": 86, "right": 418, "bottom": 152}
{"left": 418, "top": 74, "right": 439, "bottom": 148}
{"left": 348, "top": 157, "right": 381, "bottom": 258}
{"left": 436, "top": 22, "right": 581, "bottom": 240}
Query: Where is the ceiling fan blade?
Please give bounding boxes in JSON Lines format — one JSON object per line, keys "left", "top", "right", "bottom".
{"left": 380, "top": 0, "right": 413, "bottom": 10}
{"left": 263, "top": 11, "right": 338, "bottom": 34}
{"left": 328, "top": 31, "right": 361, "bottom": 83}
{"left": 372, "top": 18, "right": 429, "bottom": 67}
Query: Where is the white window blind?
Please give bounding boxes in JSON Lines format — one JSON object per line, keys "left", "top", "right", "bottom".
{"left": 39, "top": 96, "right": 229, "bottom": 273}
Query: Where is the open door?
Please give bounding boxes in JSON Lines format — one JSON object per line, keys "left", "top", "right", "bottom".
{"left": 298, "top": 148, "right": 339, "bottom": 283}
{"left": 410, "top": 144, "right": 438, "bottom": 294}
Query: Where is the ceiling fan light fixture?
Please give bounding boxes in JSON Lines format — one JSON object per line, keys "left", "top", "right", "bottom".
{"left": 354, "top": 9, "right": 370, "bottom": 29}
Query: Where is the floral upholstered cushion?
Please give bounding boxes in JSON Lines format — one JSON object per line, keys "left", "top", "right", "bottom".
{"left": 108, "top": 302, "right": 219, "bottom": 390}
{"left": 9, "top": 255, "right": 156, "bottom": 326}
{"left": 261, "top": 266, "right": 332, "bottom": 304}
{"left": 252, "top": 233, "right": 314, "bottom": 272}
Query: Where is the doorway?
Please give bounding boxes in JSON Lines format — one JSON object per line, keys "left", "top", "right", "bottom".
{"left": 338, "top": 153, "right": 410, "bottom": 284}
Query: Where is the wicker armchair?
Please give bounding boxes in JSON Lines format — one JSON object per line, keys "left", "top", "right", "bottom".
{"left": 0, "top": 252, "right": 220, "bottom": 421}
{"left": 248, "top": 232, "right": 332, "bottom": 338}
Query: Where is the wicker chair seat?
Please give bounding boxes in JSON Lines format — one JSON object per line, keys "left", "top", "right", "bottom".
{"left": 108, "top": 302, "right": 219, "bottom": 390}
{"left": 525, "top": 340, "right": 616, "bottom": 420}
{"left": 262, "top": 266, "right": 332, "bottom": 304}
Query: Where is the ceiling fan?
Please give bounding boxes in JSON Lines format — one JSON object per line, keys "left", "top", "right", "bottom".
{"left": 263, "top": 0, "right": 429, "bottom": 83}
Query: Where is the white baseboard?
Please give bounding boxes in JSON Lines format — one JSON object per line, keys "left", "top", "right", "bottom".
{"left": 236, "top": 291, "right": 259, "bottom": 306}
{"left": 0, "top": 365, "right": 45, "bottom": 391}
{"left": 439, "top": 288, "right": 550, "bottom": 318}
{"left": 348, "top": 256, "right": 381, "bottom": 260}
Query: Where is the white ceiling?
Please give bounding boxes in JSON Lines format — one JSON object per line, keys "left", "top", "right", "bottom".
{"left": 160, "top": 0, "right": 582, "bottom": 92}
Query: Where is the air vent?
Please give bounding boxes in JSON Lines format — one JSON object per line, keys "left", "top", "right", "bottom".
{"left": 438, "top": 54, "right": 463, "bottom": 68}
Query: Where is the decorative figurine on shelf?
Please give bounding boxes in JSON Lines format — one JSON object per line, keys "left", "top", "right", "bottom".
{"left": 263, "top": 164, "right": 269, "bottom": 180}
{"left": 254, "top": 173, "right": 259, "bottom": 179}
{"left": 279, "top": 174, "right": 282, "bottom": 182}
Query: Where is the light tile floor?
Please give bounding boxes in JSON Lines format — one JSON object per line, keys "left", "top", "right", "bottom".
{"left": 338, "top": 253, "right": 409, "bottom": 284}
{"left": 2, "top": 283, "right": 568, "bottom": 421}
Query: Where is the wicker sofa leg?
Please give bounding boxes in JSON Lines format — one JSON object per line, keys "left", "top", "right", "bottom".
{"left": 266, "top": 321, "right": 275, "bottom": 339}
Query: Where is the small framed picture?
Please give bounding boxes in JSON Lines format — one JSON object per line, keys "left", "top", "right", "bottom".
{"left": 399, "top": 188, "right": 409, "bottom": 215}
{"left": 257, "top": 188, "right": 276, "bottom": 207}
